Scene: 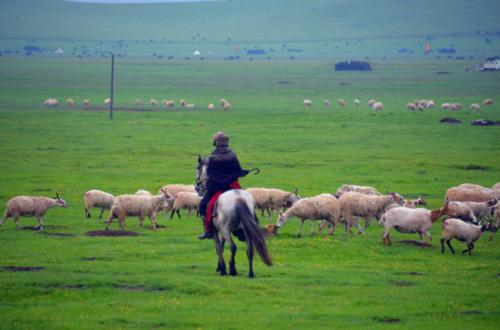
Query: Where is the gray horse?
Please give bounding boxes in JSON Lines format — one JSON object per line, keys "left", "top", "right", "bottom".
{"left": 196, "top": 156, "right": 272, "bottom": 278}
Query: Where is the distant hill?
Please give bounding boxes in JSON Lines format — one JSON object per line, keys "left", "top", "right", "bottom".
{"left": 0, "top": 0, "right": 499, "bottom": 60}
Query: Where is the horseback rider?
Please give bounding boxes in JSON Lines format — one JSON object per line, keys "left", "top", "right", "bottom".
{"left": 198, "top": 131, "right": 250, "bottom": 240}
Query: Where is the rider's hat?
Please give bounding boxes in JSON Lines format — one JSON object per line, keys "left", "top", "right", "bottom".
{"left": 213, "top": 131, "right": 229, "bottom": 147}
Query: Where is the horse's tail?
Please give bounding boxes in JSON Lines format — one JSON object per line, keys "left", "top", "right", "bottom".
{"left": 237, "top": 201, "right": 273, "bottom": 266}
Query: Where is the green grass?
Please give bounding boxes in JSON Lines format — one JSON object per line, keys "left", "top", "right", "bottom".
{"left": 0, "top": 56, "right": 499, "bottom": 329}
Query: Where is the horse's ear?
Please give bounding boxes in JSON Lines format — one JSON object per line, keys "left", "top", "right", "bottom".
{"left": 294, "top": 188, "right": 298, "bottom": 196}
{"left": 198, "top": 155, "right": 202, "bottom": 163}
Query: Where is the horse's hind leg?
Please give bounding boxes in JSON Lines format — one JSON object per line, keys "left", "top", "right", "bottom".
{"left": 246, "top": 238, "right": 254, "bottom": 278}
{"left": 214, "top": 234, "right": 227, "bottom": 275}
{"left": 228, "top": 236, "right": 238, "bottom": 276}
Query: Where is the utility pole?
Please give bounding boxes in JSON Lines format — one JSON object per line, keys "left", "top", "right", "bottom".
{"left": 109, "top": 53, "right": 115, "bottom": 119}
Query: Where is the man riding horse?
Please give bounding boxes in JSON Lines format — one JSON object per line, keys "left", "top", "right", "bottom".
{"left": 197, "top": 131, "right": 250, "bottom": 239}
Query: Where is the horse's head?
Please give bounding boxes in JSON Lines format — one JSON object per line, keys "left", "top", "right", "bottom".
{"left": 195, "top": 155, "right": 209, "bottom": 196}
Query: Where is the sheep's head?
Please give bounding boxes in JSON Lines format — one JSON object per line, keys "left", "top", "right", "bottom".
{"left": 388, "top": 192, "right": 405, "bottom": 205}
{"left": 481, "top": 224, "right": 497, "bottom": 233}
{"left": 160, "top": 188, "right": 174, "bottom": 202}
{"left": 55, "top": 193, "right": 68, "bottom": 208}
{"left": 417, "top": 197, "right": 427, "bottom": 206}
{"left": 276, "top": 212, "right": 287, "bottom": 228}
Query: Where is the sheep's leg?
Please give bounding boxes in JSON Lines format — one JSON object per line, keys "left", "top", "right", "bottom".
{"left": 446, "top": 240, "right": 455, "bottom": 254}
{"left": 309, "top": 221, "right": 315, "bottom": 237}
{"left": 356, "top": 223, "right": 365, "bottom": 235}
{"left": 440, "top": 239, "right": 446, "bottom": 254}
{"left": 104, "top": 214, "right": 114, "bottom": 231}
{"left": 187, "top": 209, "right": 193, "bottom": 218}
{"left": 169, "top": 209, "right": 176, "bottom": 219}
{"left": 99, "top": 208, "right": 105, "bottom": 219}
{"left": 36, "top": 216, "right": 44, "bottom": 231}
{"left": 462, "top": 242, "right": 474, "bottom": 255}
{"left": 364, "top": 216, "right": 372, "bottom": 229}
{"left": 327, "top": 221, "right": 335, "bottom": 236}
{"left": 268, "top": 209, "right": 273, "bottom": 222}
{"left": 382, "top": 228, "right": 391, "bottom": 245}
{"left": 228, "top": 236, "right": 237, "bottom": 276}
{"left": 149, "top": 213, "right": 158, "bottom": 230}
{"left": 296, "top": 219, "right": 305, "bottom": 238}
{"left": 118, "top": 217, "right": 125, "bottom": 231}
{"left": 138, "top": 217, "right": 144, "bottom": 228}
{"left": 424, "top": 231, "right": 432, "bottom": 241}
{"left": 85, "top": 208, "right": 91, "bottom": 218}
{"left": 0, "top": 214, "right": 10, "bottom": 227}
{"left": 13, "top": 216, "right": 21, "bottom": 230}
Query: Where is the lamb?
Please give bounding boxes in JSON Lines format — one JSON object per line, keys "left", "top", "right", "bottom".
{"left": 66, "top": 98, "right": 75, "bottom": 107}
{"left": 469, "top": 103, "right": 481, "bottom": 111}
{"left": 303, "top": 99, "right": 312, "bottom": 107}
{"left": 379, "top": 204, "right": 447, "bottom": 245}
{"left": 170, "top": 192, "right": 201, "bottom": 219}
{"left": 323, "top": 99, "right": 331, "bottom": 107}
{"left": 1, "top": 193, "right": 68, "bottom": 230}
{"left": 84, "top": 189, "right": 115, "bottom": 219}
{"left": 104, "top": 98, "right": 111, "bottom": 105}
{"left": 339, "top": 192, "right": 403, "bottom": 231}
{"left": 162, "top": 99, "right": 175, "bottom": 108}
{"left": 403, "top": 197, "right": 427, "bottom": 208}
{"left": 483, "top": 98, "right": 494, "bottom": 106}
{"left": 445, "top": 184, "right": 499, "bottom": 202}
{"left": 150, "top": 99, "right": 158, "bottom": 107}
{"left": 335, "top": 184, "right": 381, "bottom": 196}
{"left": 441, "top": 218, "right": 496, "bottom": 255}
{"left": 371, "top": 102, "right": 384, "bottom": 111}
{"left": 276, "top": 194, "right": 341, "bottom": 237}
{"left": 208, "top": 103, "right": 215, "bottom": 110}
{"left": 82, "top": 99, "right": 91, "bottom": 109}
{"left": 353, "top": 99, "right": 360, "bottom": 107}
{"left": 337, "top": 98, "right": 346, "bottom": 107}
{"left": 246, "top": 187, "right": 301, "bottom": 221}
{"left": 105, "top": 189, "right": 173, "bottom": 230}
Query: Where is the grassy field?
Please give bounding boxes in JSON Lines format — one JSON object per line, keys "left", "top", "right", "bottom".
{"left": 0, "top": 56, "right": 499, "bottom": 329}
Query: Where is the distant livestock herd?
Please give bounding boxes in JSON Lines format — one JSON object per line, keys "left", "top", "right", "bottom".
{"left": 1, "top": 182, "right": 499, "bottom": 256}
{"left": 43, "top": 98, "right": 232, "bottom": 111}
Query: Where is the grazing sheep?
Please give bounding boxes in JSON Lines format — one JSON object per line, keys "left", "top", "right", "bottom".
{"left": 66, "top": 98, "right": 74, "bottom": 107}
{"left": 185, "top": 103, "right": 195, "bottom": 109}
{"left": 353, "top": 99, "right": 360, "bottom": 107}
{"left": 303, "top": 99, "right": 313, "bottom": 107}
{"left": 337, "top": 98, "right": 346, "bottom": 107}
{"left": 222, "top": 102, "right": 231, "bottom": 111}
{"left": 84, "top": 189, "right": 115, "bottom": 219}
{"left": 170, "top": 191, "right": 201, "bottom": 219}
{"left": 162, "top": 99, "right": 175, "bottom": 108}
{"left": 445, "top": 184, "right": 499, "bottom": 202}
{"left": 44, "top": 98, "right": 59, "bottom": 107}
{"left": 440, "top": 103, "right": 451, "bottom": 110}
{"left": 403, "top": 197, "right": 427, "bottom": 208}
{"left": 220, "top": 99, "right": 229, "bottom": 106}
{"left": 246, "top": 188, "right": 301, "bottom": 221}
{"left": 371, "top": 102, "right": 384, "bottom": 111}
{"left": 208, "top": 103, "right": 215, "bottom": 110}
{"left": 379, "top": 204, "right": 447, "bottom": 245}
{"left": 441, "top": 218, "right": 496, "bottom": 255}
{"left": 367, "top": 99, "right": 376, "bottom": 107}
{"left": 150, "top": 99, "right": 158, "bottom": 107}
{"left": 135, "top": 98, "right": 143, "bottom": 108}
{"left": 335, "top": 184, "right": 381, "bottom": 196}
{"left": 407, "top": 102, "right": 417, "bottom": 111}
{"left": 323, "top": 99, "right": 331, "bottom": 107}
{"left": 469, "top": 103, "right": 481, "bottom": 111}
{"left": 426, "top": 100, "right": 435, "bottom": 108}
{"left": 82, "top": 99, "right": 91, "bottom": 109}
{"left": 453, "top": 103, "right": 462, "bottom": 110}
{"left": 483, "top": 98, "right": 494, "bottom": 106}
{"left": 159, "top": 184, "right": 196, "bottom": 214}
{"left": 1, "top": 193, "right": 68, "bottom": 230}
{"left": 104, "top": 98, "right": 111, "bottom": 105}
{"left": 339, "top": 192, "right": 403, "bottom": 231}
{"left": 276, "top": 194, "right": 341, "bottom": 237}
{"left": 105, "top": 189, "right": 173, "bottom": 230}
{"left": 180, "top": 99, "right": 187, "bottom": 107}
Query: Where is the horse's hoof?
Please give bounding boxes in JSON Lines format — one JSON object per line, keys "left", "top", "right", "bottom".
{"left": 248, "top": 273, "right": 254, "bottom": 278}
{"left": 230, "top": 270, "right": 237, "bottom": 276}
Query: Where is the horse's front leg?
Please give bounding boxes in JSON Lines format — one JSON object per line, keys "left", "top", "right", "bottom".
{"left": 228, "top": 235, "right": 238, "bottom": 276}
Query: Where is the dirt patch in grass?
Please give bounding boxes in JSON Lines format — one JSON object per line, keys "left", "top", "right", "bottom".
{"left": 0, "top": 266, "right": 45, "bottom": 272}
{"left": 436, "top": 71, "right": 452, "bottom": 75}
{"left": 47, "top": 283, "right": 85, "bottom": 290}
{"left": 81, "top": 257, "right": 100, "bottom": 261}
{"left": 450, "top": 164, "right": 489, "bottom": 171}
{"left": 22, "top": 225, "right": 66, "bottom": 231}
{"left": 390, "top": 280, "right": 414, "bottom": 287}
{"left": 396, "top": 271, "right": 423, "bottom": 276}
{"left": 276, "top": 80, "right": 292, "bottom": 85}
{"left": 112, "top": 284, "right": 170, "bottom": 292}
{"left": 86, "top": 230, "right": 139, "bottom": 237}
{"left": 40, "top": 232, "right": 75, "bottom": 237}
{"left": 440, "top": 117, "right": 462, "bottom": 124}
{"left": 396, "top": 240, "right": 433, "bottom": 248}
{"left": 460, "top": 310, "right": 482, "bottom": 315}
{"left": 373, "top": 316, "right": 401, "bottom": 323}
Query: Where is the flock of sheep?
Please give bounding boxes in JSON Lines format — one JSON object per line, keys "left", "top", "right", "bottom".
{"left": 43, "top": 98, "right": 232, "bottom": 111}
{"left": 1, "top": 182, "right": 499, "bottom": 256}
{"left": 302, "top": 98, "right": 495, "bottom": 112}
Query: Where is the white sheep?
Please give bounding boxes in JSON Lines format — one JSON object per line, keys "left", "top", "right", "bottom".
{"left": 82, "top": 99, "right": 91, "bottom": 109}
{"left": 220, "top": 98, "right": 229, "bottom": 106}
{"left": 445, "top": 184, "right": 499, "bottom": 202}
{"left": 135, "top": 98, "right": 143, "bottom": 108}
{"left": 104, "top": 98, "right": 111, "bottom": 105}
{"left": 222, "top": 102, "right": 231, "bottom": 111}
{"left": 66, "top": 98, "right": 75, "bottom": 107}
{"left": 84, "top": 189, "right": 115, "bottom": 219}
{"left": 453, "top": 103, "right": 462, "bottom": 110}
{"left": 170, "top": 192, "right": 201, "bottom": 219}
{"left": 367, "top": 99, "right": 376, "bottom": 107}
{"left": 379, "top": 205, "right": 447, "bottom": 245}
{"left": 335, "top": 184, "right": 381, "bottom": 196}
{"left": 441, "top": 218, "right": 496, "bottom": 255}
{"left": 276, "top": 194, "right": 341, "bottom": 237}
{"left": 426, "top": 100, "right": 435, "bottom": 108}
{"left": 185, "top": 103, "right": 195, "bottom": 109}
{"left": 162, "top": 100, "right": 175, "bottom": 108}
{"left": 44, "top": 98, "right": 59, "bottom": 107}
{"left": 337, "top": 98, "right": 346, "bottom": 107}
{"left": 457, "top": 199, "right": 498, "bottom": 223}
{"left": 246, "top": 187, "right": 300, "bottom": 221}
{"left": 371, "top": 102, "right": 384, "bottom": 111}
{"left": 323, "top": 99, "right": 331, "bottom": 107}
{"left": 208, "top": 103, "right": 215, "bottom": 110}
{"left": 339, "top": 192, "right": 403, "bottom": 230}
{"left": 180, "top": 99, "right": 187, "bottom": 107}
{"left": 469, "top": 103, "right": 481, "bottom": 111}
{"left": 1, "top": 193, "right": 68, "bottom": 230}
{"left": 150, "top": 99, "right": 158, "bottom": 107}
{"left": 303, "top": 99, "right": 313, "bottom": 107}
{"left": 407, "top": 102, "right": 417, "bottom": 111}
{"left": 159, "top": 184, "right": 196, "bottom": 215}
{"left": 440, "top": 103, "right": 451, "bottom": 110}
{"left": 443, "top": 201, "right": 478, "bottom": 224}
{"left": 105, "top": 190, "right": 173, "bottom": 230}
{"left": 483, "top": 98, "right": 493, "bottom": 106}
{"left": 353, "top": 99, "right": 360, "bottom": 107}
